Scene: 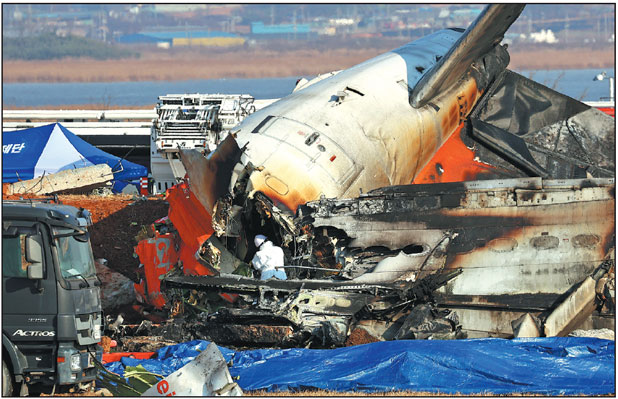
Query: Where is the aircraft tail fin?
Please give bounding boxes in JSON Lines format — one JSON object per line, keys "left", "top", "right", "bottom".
{"left": 410, "top": 4, "right": 525, "bottom": 108}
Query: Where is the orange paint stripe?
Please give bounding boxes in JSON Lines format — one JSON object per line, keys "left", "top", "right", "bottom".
{"left": 413, "top": 124, "right": 497, "bottom": 184}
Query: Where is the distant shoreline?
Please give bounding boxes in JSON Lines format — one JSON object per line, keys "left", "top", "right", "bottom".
{"left": 3, "top": 46, "right": 614, "bottom": 84}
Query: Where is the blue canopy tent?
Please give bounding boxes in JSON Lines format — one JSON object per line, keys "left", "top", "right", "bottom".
{"left": 3, "top": 123, "right": 147, "bottom": 193}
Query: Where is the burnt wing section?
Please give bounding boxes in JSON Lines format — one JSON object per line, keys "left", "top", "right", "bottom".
{"left": 467, "top": 70, "right": 615, "bottom": 179}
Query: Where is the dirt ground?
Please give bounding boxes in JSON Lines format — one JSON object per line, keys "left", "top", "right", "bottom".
{"left": 61, "top": 195, "right": 168, "bottom": 280}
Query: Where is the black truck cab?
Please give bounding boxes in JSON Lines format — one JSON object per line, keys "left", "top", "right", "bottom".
{"left": 2, "top": 200, "right": 102, "bottom": 395}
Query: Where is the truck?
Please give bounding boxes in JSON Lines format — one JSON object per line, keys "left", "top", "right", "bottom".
{"left": 2, "top": 199, "right": 102, "bottom": 396}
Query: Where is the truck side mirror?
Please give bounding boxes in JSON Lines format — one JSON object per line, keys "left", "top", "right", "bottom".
{"left": 27, "top": 263, "right": 44, "bottom": 280}
{"left": 25, "top": 235, "right": 44, "bottom": 280}
{"left": 74, "top": 231, "right": 90, "bottom": 243}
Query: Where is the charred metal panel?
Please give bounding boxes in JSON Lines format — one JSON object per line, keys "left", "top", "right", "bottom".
{"left": 180, "top": 135, "right": 243, "bottom": 214}
{"left": 285, "top": 290, "right": 369, "bottom": 318}
{"left": 444, "top": 308, "right": 534, "bottom": 338}
{"left": 433, "top": 293, "right": 561, "bottom": 311}
{"left": 164, "top": 274, "right": 396, "bottom": 293}
{"left": 393, "top": 304, "right": 463, "bottom": 340}
{"left": 544, "top": 277, "right": 598, "bottom": 337}
{"left": 515, "top": 185, "right": 613, "bottom": 206}
{"left": 473, "top": 70, "right": 590, "bottom": 136}
{"left": 469, "top": 118, "right": 548, "bottom": 177}
{"left": 304, "top": 179, "right": 615, "bottom": 296}
{"left": 468, "top": 70, "right": 615, "bottom": 179}
{"left": 161, "top": 269, "right": 462, "bottom": 347}
{"left": 572, "top": 234, "right": 601, "bottom": 249}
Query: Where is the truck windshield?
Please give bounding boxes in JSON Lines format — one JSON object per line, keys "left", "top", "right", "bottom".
{"left": 54, "top": 228, "right": 96, "bottom": 280}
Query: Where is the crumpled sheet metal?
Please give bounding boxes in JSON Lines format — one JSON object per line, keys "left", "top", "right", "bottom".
{"left": 166, "top": 181, "right": 215, "bottom": 276}
{"left": 180, "top": 135, "right": 242, "bottom": 215}
{"left": 469, "top": 70, "right": 615, "bottom": 179}
{"left": 142, "top": 343, "right": 242, "bottom": 396}
{"left": 103, "top": 338, "right": 614, "bottom": 395}
{"left": 135, "top": 182, "right": 217, "bottom": 309}
{"left": 134, "top": 232, "right": 178, "bottom": 309}
{"left": 166, "top": 181, "right": 214, "bottom": 249}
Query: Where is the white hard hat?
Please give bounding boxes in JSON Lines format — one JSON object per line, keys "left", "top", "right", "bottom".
{"left": 254, "top": 234, "right": 267, "bottom": 248}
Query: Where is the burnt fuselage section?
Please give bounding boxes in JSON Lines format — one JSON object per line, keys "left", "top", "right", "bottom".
{"left": 160, "top": 177, "right": 614, "bottom": 342}
{"left": 296, "top": 178, "right": 615, "bottom": 336}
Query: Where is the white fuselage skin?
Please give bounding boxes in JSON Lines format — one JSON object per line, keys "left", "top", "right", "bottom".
{"left": 232, "top": 29, "right": 484, "bottom": 212}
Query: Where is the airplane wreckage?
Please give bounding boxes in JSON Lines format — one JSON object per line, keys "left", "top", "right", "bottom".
{"left": 128, "top": 4, "right": 615, "bottom": 349}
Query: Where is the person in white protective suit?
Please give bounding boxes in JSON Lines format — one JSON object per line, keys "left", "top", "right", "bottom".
{"left": 251, "top": 234, "right": 287, "bottom": 280}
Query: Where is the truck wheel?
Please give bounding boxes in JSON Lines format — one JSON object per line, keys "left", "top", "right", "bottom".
{"left": 2, "top": 359, "right": 15, "bottom": 396}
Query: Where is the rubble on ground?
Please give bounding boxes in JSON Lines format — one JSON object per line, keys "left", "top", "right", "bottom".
{"left": 95, "top": 259, "right": 135, "bottom": 310}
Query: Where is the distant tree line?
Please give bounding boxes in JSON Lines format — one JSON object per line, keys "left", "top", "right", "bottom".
{"left": 3, "top": 32, "right": 138, "bottom": 60}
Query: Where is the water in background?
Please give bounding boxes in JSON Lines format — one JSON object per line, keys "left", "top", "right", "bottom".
{"left": 2, "top": 69, "right": 613, "bottom": 107}
{"left": 2, "top": 77, "right": 298, "bottom": 107}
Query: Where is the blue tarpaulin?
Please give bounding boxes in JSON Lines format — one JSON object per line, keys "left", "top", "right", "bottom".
{"left": 3, "top": 123, "right": 147, "bottom": 192}
{"left": 103, "top": 337, "right": 615, "bottom": 395}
